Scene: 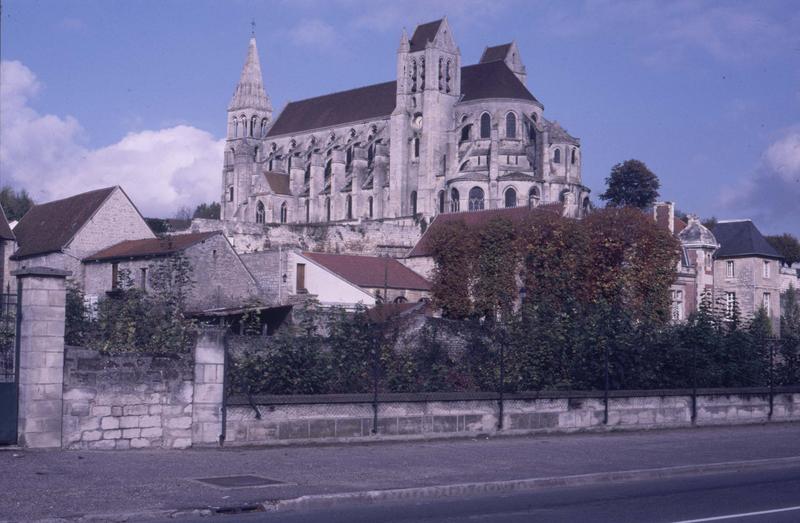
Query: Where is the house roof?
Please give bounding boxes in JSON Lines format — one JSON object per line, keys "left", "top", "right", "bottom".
{"left": 0, "top": 205, "right": 14, "bottom": 241}
{"left": 409, "top": 19, "right": 443, "bottom": 53}
{"left": 264, "top": 172, "right": 292, "bottom": 195}
{"left": 11, "top": 187, "right": 117, "bottom": 260}
{"left": 480, "top": 43, "right": 512, "bottom": 63}
{"left": 712, "top": 220, "right": 782, "bottom": 260}
{"left": 408, "top": 205, "right": 562, "bottom": 258}
{"left": 84, "top": 231, "right": 220, "bottom": 262}
{"left": 266, "top": 61, "right": 538, "bottom": 138}
{"left": 302, "top": 252, "right": 432, "bottom": 291}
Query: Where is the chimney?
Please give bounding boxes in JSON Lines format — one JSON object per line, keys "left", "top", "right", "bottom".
{"left": 652, "top": 201, "right": 675, "bottom": 234}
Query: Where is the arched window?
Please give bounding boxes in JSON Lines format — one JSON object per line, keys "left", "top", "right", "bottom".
{"left": 260, "top": 118, "right": 269, "bottom": 138}
{"left": 460, "top": 124, "right": 472, "bottom": 143}
{"left": 410, "top": 191, "right": 417, "bottom": 216}
{"left": 324, "top": 159, "right": 332, "bottom": 188}
{"left": 345, "top": 147, "right": 353, "bottom": 171}
{"left": 446, "top": 59, "right": 452, "bottom": 93}
{"left": 506, "top": 113, "right": 517, "bottom": 138}
{"left": 367, "top": 143, "right": 375, "bottom": 167}
{"left": 553, "top": 148, "right": 561, "bottom": 163}
{"left": 325, "top": 197, "right": 331, "bottom": 222}
{"left": 438, "top": 57, "right": 444, "bottom": 90}
{"left": 232, "top": 119, "right": 239, "bottom": 138}
{"left": 250, "top": 116, "right": 257, "bottom": 137}
{"left": 304, "top": 164, "right": 311, "bottom": 186}
{"left": 528, "top": 121, "right": 536, "bottom": 140}
{"left": 419, "top": 57, "right": 425, "bottom": 90}
{"left": 468, "top": 187, "right": 485, "bottom": 211}
{"left": 280, "top": 202, "right": 287, "bottom": 224}
{"left": 305, "top": 200, "right": 310, "bottom": 223}
{"left": 571, "top": 148, "right": 577, "bottom": 164}
{"left": 368, "top": 196, "right": 374, "bottom": 218}
{"left": 528, "top": 187, "right": 540, "bottom": 207}
{"left": 393, "top": 296, "right": 408, "bottom": 304}
{"left": 450, "top": 188, "right": 460, "bottom": 212}
{"left": 480, "top": 113, "right": 491, "bottom": 138}
{"left": 228, "top": 186, "right": 234, "bottom": 202}
{"left": 413, "top": 137, "right": 420, "bottom": 158}
{"left": 438, "top": 190, "right": 445, "bottom": 214}
{"left": 411, "top": 59, "right": 417, "bottom": 92}
{"left": 344, "top": 195, "right": 352, "bottom": 219}
{"left": 504, "top": 187, "right": 517, "bottom": 208}
{"left": 255, "top": 201, "right": 265, "bottom": 224}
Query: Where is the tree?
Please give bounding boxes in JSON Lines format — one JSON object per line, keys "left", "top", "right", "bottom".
{"left": 174, "top": 206, "right": 192, "bottom": 221}
{"left": 0, "top": 185, "right": 34, "bottom": 221}
{"left": 766, "top": 233, "right": 800, "bottom": 266}
{"left": 193, "top": 202, "right": 221, "bottom": 220}
{"left": 702, "top": 216, "right": 718, "bottom": 230}
{"left": 599, "top": 159, "right": 660, "bottom": 209}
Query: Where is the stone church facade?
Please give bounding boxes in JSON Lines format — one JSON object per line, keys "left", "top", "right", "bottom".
{"left": 221, "top": 19, "right": 590, "bottom": 226}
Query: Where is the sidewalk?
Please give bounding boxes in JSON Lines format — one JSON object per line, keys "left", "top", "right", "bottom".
{"left": 2, "top": 423, "right": 799, "bottom": 522}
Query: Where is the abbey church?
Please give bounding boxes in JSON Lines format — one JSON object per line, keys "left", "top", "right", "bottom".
{"left": 221, "top": 18, "right": 591, "bottom": 225}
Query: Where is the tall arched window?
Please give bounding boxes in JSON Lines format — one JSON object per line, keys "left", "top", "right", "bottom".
{"left": 460, "top": 124, "right": 472, "bottom": 143}
{"left": 228, "top": 186, "right": 234, "bottom": 202}
{"left": 260, "top": 118, "right": 269, "bottom": 137}
{"left": 413, "top": 137, "right": 420, "bottom": 158}
{"left": 250, "top": 116, "right": 257, "bottom": 137}
{"left": 468, "top": 187, "right": 485, "bottom": 211}
{"left": 480, "top": 113, "right": 491, "bottom": 138}
{"left": 324, "top": 159, "right": 332, "bottom": 187}
{"left": 450, "top": 188, "right": 460, "bottom": 212}
{"left": 346, "top": 195, "right": 353, "bottom": 219}
{"left": 419, "top": 57, "right": 425, "bottom": 90}
{"left": 287, "top": 155, "right": 292, "bottom": 173}
{"left": 553, "top": 148, "right": 561, "bottom": 163}
{"left": 325, "top": 197, "right": 331, "bottom": 222}
{"left": 232, "top": 119, "right": 239, "bottom": 138}
{"left": 367, "top": 144, "right": 375, "bottom": 167}
{"left": 255, "top": 201, "right": 265, "bottom": 224}
{"left": 504, "top": 187, "right": 517, "bottom": 208}
{"left": 345, "top": 147, "right": 353, "bottom": 171}
{"left": 528, "top": 187, "right": 540, "bottom": 207}
{"left": 506, "top": 113, "right": 517, "bottom": 138}
{"left": 445, "top": 59, "right": 452, "bottom": 93}
{"left": 411, "top": 59, "right": 417, "bottom": 92}
{"left": 438, "top": 57, "right": 444, "bottom": 90}
{"left": 368, "top": 196, "right": 374, "bottom": 218}
{"left": 438, "top": 190, "right": 445, "bottom": 214}
{"left": 280, "top": 202, "right": 287, "bottom": 224}
{"left": 571, "top": 148, "right": 577, "bottom": 164}
{"left": 410, "top": 191, "right": 417, "bottom": 215}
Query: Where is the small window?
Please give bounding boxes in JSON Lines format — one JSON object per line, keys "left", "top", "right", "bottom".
{"left": 763, "top": 261, "right": 770, "bottom": 278}
{"left": 450, "top": 188, "right": 460, "bottom": 212}
{"left": 726, "top": 260, "right": 735, "bottom": 278}
{"left": 506, "top": 113, "right": 517, "bottom": 138}
{"left": 228, "top": 186, "right": 234, "bottom": 202}
{"left": 368, "top": 196, "right": 374, "bottom": 218}
{"left": 460, "top": 124, "right": 472, "bottom": 143}
{"left": 553, "top": 148, "right": 561, "bottom": 163}
{"left": 256, "top": 201, "right": 266, "bottom": 224}
{"left": 410, "top": 191, "right": 417, "bottom": 215}
{"left": 504, "top": 187, "right": 517, "bottom": 208}
{"left": 280, "top": 202, "right": 288, "bottom": 224}
{"left": 571, "top": 148, "right": 577, "bottom": 164}
{"left": 413, "top": 137, "right": 420, "bottom": 158}
{"left": 763, "top": 292, "right": 771, "bottom": 317}
{"left": 346, "top": 195, "right": 353, "bottom": 219}
{"left": 480, "top": 113, "right": 491, "bottom": 138}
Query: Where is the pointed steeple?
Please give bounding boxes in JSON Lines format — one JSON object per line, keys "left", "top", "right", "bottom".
{"left": 398, "top": 28, "right": 410, "bottom": 53}
{"left": 228, "top": 37, "right": 271, "bottom": 113}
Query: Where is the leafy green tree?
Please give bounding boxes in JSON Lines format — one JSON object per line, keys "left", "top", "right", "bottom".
{"left": 779, "top": 285, "right": 800, "bottom": 385}
{"left": 193, "top": 202, "right": 221, "bottom": 220}
{"left": 599, "top": 159, "right": 661, "bottom": 209}
{"left": 0, "top": 185, "right": 34, "bottom": 221}
{"left": 766, "top": 233, "right": 800, "bottom": 266}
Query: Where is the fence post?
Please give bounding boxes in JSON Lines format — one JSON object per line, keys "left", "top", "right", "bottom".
{"left": 192, "top": 326, "right": 226, "bottom": 447}
{"left": 13, "top": 267, "right": 69, "bottom": 449}
{"left": 768, "top": 337, "right": 775, "bottom": 420}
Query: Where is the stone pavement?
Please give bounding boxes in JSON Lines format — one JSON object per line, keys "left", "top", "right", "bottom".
{"left": 1, "top": 423, "right": 799, "bottom": 522}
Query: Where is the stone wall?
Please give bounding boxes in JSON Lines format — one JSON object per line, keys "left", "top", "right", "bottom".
{"left": 61, "top": 347, "right": 195, "bottom": 450}
{"left": 224, "top": 390, "right": 800, "bottom": 445}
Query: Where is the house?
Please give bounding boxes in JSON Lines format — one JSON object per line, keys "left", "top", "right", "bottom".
{"left": 0, "top": 206, "right": 16, "bottom": 294}
{"left": 10, "top": 187, "right": 155, "bottom": 285}
{"left": 288, "top": 251, "right": 431, "bottom": 308}
{"left": 82, "top": 231, "right": 262, "bottom": 314}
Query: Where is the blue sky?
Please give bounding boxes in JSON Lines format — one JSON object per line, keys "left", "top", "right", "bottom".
{"left": 1, "top": 0, "right": 798, "bottom": 234}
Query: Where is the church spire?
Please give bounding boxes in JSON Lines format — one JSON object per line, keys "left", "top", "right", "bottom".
{"left": 228, "top": 36, "right": 271, "bottom": 113}
{"left": 398, "top": 28, "right": 410, "bottom": 53}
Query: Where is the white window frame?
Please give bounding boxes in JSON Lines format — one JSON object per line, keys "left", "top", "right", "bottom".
{"left": 763, "top": 292, "right": 771, "bottom": 317}
{"left": 763, "top": 261, "right": 770, "bottom": 278}
{"left": 726, "top": 260, "right": 735, "bottom": 278}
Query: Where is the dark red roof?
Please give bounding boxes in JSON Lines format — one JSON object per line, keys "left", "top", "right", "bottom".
{"left": 0, "top": 205, "right": 14, "bottom": 241}
{"left": 11, "top": 187, "right": 116, "bottom": 260}
{"left": 302, "top": 252, "right": 431, "bottom": 291}
{"left": 84, "top": 232, "right": 220, "bottom": 262}
{"left": 480, "top": 43, "right": 512, "bottom": 63}
{"left": 265, "top": 172, "right": 292, "bottom": 195}
{"left": 409, "top": 19, "right": 443, "bottom": 53}
{"left": 266, "top": 61, "right": 537, "bottom": 138}
{"left": 408, "top": 205, "right": 563, "bottom": 258}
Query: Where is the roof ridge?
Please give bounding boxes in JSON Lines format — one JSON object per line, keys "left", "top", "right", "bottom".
{"left": 284, "top": 80, "right": 396, "bottom": 107}
{"left": 33, "top": 186, "right": 116, "bottom": 208}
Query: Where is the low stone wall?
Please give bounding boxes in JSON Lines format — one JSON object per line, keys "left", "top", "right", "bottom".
{"left": 224, "top": 390, "right": 800, "bottom": 446}
{"left": 61, "top": 347, "right": 195, "bottom": 450}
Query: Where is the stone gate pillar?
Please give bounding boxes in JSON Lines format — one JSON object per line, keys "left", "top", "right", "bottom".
{"left": 12, "top": 267, "right": 69, "bottom": 448}
{"left": 192, "top": 327, "right": 226, "bottom": 446}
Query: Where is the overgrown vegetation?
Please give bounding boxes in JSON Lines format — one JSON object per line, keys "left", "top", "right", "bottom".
{"left": 65, "top": 254, "right": 196, "bottom": 353}
{"left": 0, "top": 185, "right": 34, "bottom": 221}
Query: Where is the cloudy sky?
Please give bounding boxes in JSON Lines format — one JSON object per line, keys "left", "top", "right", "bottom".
{"left": 1, "top": 0, "right": 798, "bottom": 234}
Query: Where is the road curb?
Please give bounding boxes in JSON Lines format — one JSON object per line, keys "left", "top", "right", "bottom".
{"left": 263, "top": 455, "right": 800, "bottom": 513}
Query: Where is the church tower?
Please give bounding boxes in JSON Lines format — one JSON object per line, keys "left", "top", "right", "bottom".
{"left": 389, "top": 18, "right": 461, "bottom": 218}
{"left": 221, "top": 34, "right": 272, "bottom": 221}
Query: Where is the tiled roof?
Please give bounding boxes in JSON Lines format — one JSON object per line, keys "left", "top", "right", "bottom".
{"left": 0, "top": 205, "right": 14, "bottom": 241}
{"left": 11, "top": 187, "right": 116, "bottom": 260}
{"left": 84, "top": 232, "right": 220, "bottom": 262}
{"left": 264, "top": 172, "right": 292, "bottom": 195}
{"left": 302, "top": 252, "right": 431, "bottom": 291}
{"left": 408, "top": 205, "right": 562, "bottom": 258}
{"left": 409, "top": 19, "right": 443, "bottom": 53}
{"left": 266, "top": 62, "right": 538, "bottom": 138}
{"left": 480, "top": 43, "right": 512, "bottom": 63}
{"left": 712, "top": 220, "right": 782, "bottom": 259}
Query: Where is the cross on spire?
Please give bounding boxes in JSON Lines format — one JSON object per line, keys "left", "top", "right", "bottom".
{"left": 251, "top": 19, "right": 256, "bottom": 37}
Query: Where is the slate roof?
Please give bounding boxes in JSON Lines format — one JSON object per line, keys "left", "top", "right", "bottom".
{"left": 409, "top": 19, "right": 443, "bottom": 53}
{"left": 264, "top": 172, "right": 292, "bottom": 195}
{"left": 480, "top": 43, "right": 512, "bottom": 63}
{"left": 408, "top": 205, "right": 563, "bottom": 258}
{"left": 11, "top": 187, "right": 116, "bottom": 260}
{"left": 84, "top": 232, "right": 220, "bottom": 262}
{"left": 0, "top": 205, "right": 14, "bottom": 241}
{"left": 544, "top": 119, "right": 579, "bottom": 145}
{"left": 302, "top": 252, "right": 431, "bottom": 291}
{"left": 712, "top": 220, "right": 782, "bottom": 260}
{"left": 266, "top": 61, "right": 538, "bottom": 138}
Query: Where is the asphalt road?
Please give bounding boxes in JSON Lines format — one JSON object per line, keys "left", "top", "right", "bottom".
{"left": 178, "top": 465, "right": 800, "bottom": 523}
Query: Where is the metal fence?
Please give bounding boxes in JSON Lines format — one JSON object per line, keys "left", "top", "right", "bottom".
{"left": 0, "top": 293, "right": 18, "bottom": 384}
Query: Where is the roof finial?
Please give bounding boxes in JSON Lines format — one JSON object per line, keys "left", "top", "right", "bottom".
{"left": 251, "top": 18, "right": 256, "bottom": 38}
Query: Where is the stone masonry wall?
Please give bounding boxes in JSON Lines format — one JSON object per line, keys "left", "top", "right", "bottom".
{"left": 61, "top": 347, "right": 195, "bottom": 450}
{"left": 225, "top": 391, "right": 800, "bottom": 446}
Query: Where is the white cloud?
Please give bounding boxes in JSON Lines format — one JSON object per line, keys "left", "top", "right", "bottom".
{"left": 0, "top": 60, "right": 224, "bottom": 218}
{"left": 289, "top": 18, "right": 339, "bottom": 48}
